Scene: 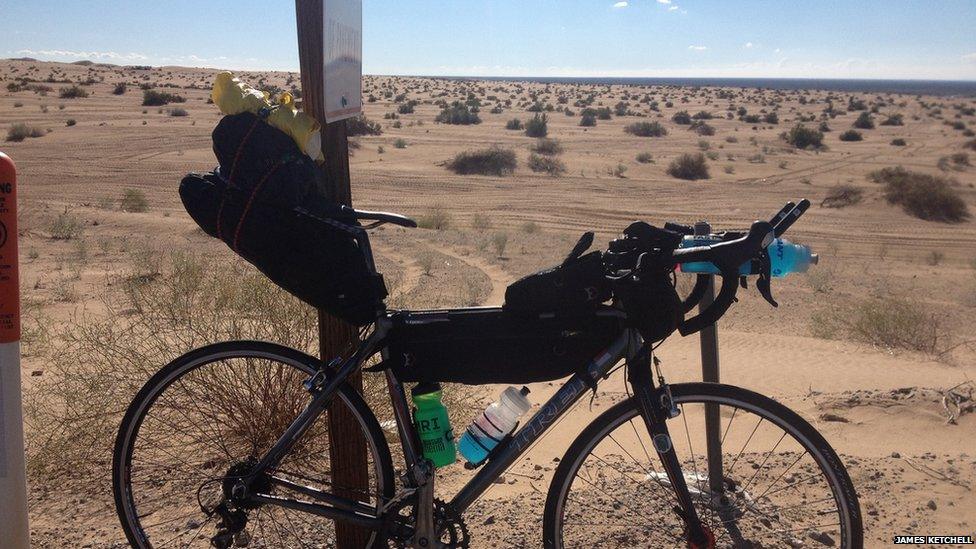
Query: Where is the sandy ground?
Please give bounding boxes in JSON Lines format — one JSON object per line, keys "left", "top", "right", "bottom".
{"left": 2, "top": 59, "right": 975, "bottom": 547}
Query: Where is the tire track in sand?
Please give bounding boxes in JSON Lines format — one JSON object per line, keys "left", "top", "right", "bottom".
{"left": 374, "top": 244, "right": 424, "bottom": 299}
{"left": 421, "top": 241, "right": 513, "bottom": 306}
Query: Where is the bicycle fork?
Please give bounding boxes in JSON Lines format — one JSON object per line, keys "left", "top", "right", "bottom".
{"left": 628, "top": 357, "right": 714, "bottom": 548}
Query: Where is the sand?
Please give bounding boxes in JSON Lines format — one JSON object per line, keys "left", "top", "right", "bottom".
{"left": 2, "top": 59, "right": 975, "bottom": 547}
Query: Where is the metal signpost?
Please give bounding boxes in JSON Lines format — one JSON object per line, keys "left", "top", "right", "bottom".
{"left": 0, "top": 151, "right": 30, "bottom": 548}
{"left": 296, "top": 1, "right": 369, "bottom": 547}
{"left": 695, "top": 221, "right": 725, "bottom": 497}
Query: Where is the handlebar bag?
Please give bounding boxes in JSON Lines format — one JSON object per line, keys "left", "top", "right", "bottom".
{"left": 386, "top": 307, "right": 622, "bottom": 385}
{"left": 503, "top": 232, "right": 611, "bottom": 317}
{"left": 178, "top": 113, "right": 387, "bottom": 325}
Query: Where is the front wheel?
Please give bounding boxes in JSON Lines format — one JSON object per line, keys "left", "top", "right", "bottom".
{"left": 544, "top": 382, "right": 862, "bottom": 548}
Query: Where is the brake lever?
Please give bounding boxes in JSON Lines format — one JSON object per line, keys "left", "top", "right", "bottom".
{"left": 755, "top": 250, "right": 778, "bottom": 307}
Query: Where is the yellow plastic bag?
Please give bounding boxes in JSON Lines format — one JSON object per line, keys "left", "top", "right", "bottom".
{"left": 211, "top": 72, "right": 323, "bottom": 162}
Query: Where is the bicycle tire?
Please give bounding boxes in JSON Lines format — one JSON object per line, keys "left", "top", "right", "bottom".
{"left": 112, "top": 340, "right": 395, "bottom": 548}
{"left": 543, "top": 382, "right": 863, "bottom": 548}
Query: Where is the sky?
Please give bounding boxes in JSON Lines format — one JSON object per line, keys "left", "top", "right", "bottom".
{"left": 2, "top": 0, "right": 975, "bottom": 80}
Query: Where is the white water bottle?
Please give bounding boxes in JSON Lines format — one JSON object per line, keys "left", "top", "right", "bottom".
{"left": 458, "top": 386, "right": 531, "bottom": 466}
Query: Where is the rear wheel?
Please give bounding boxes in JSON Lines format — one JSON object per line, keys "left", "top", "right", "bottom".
{"left": 544, "top": 382, "right": 862, "bottom": 548}
{"left": 112, "top": 340, "right": 395, "bottom": 548}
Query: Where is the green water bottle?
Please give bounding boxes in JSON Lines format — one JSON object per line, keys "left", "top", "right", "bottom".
{"left": 411, "top": 383, "right": 456, "bottom": 467}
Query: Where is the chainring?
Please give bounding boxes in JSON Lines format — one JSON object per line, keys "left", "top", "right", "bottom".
{"left": 381, "top": 497, "right": 470, "bottom": 548}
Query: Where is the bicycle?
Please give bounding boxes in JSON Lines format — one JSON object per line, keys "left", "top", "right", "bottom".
{"left": 113, "top": 199, "right": 863, "bottom": 548}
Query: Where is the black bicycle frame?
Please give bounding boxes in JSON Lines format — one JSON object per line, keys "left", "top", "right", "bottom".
{"left": 241, "top": 317, "right": 708, "bottom": 541}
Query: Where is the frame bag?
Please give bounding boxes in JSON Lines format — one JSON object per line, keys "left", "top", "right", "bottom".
{"left": 387, "top": 308, "right": 622, "bottom": 385}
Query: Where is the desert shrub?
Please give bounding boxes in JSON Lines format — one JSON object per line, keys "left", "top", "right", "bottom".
{"left": 505, "top": 118, "right": 523, "bottom": 130}
{"left": 819, "top": 120, "right": 831, "bottom": 132}
{"left": 853, "top": 112, "right": 875, "bottom": 129}
{"left": 965, "top": 139, "right": 976, "bottom": 151}
{"left": 394, "top": 138, "right": 408, "bottom": 149}
{"left": 446, "top": 147, "right": 517, "bottom": 176}
{"left": 821, "top": 184, "right": 863, "bottom": 208}
{"left": 763, "top": 112, "right": 779, "bottom": 124}
{"left": 6, "top": 123, "right": 45, "bottom": 142}
{"left": 397, "top": 101, "right": 416, "bottom": 114}
{"left": 636, "top": 152, "right": 654, "bottom": 163}
{"left": 890, "top": 138, "right": 907, "bottom": 146}
{"left": 666, "top": 153, "right": 710, "bottom": 180}
{"left": 58, "top": 85, "right": 88, "bottom": 99}
{"left": 65, "top": 119, "right": 76, "bottom": 127}
{"left": 346, "top": 115, "right": 382, "bottom": 136}
{"left": 880, "top": 113, "right": 903, "bottom": 126}
{"left": 120, "top": 189, "right": 150, "bottom": 212}
{"left": 741, "top": 114, "right": 761, "bottom": 124}
{"left": 435, "top": 102, "right": 481, "bottom": 125}
{"left": 417, "top": 206, "right": 452, "bottom": 229}
{"left": 579, "top": 113, "right": 596, "bottom": 127}
{"left": 690, "top": 121, "right": 715, "bottom": 136}
{"left": 23, "top": 251, "right": 443, "bottom": 480}
{"left": 527, "top": 153, "right": 566, "bottom": 176}
{"left": 784, "top": 124, "right": 824, "bottom": 149}
{"left": 811, "top": 295, "right": 944, "bottom": 353}
{"left": 112, "top": 82, "right": 127, "bottom": 95}
{"left": 624, "top": 121, "right": 667, "bottom": 137}
{"left": 950, "top": 152, "right": 970, "bottom": 167}
{"left": 169, "top": 107, "right": 188, "bottom": 117}
{"left": 531, "top": 138, "right": 563, "bottom": 156}
{"left": 672, "top": 111, "right": 692, "bottom": 125}
{"left": 491, "top": 232, "right": 508, "bottom": 257}
{"left": 50, "top": 212, "right": 83, "bottom": 240}
{"left": 869, "top": 166, "right": 969, "bottom": 222}
{"left": 839, "top": 130, "right": 863, "bottom": 142}
{"left": 524, "top": 113, "right": 548, "bottom": 137}
{"left": 142, "top": 89, "right": 185, "bottom": 106}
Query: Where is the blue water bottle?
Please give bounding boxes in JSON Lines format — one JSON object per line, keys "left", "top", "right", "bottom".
{"left": 678, "top": 235, "right": 817, "bottom": 277}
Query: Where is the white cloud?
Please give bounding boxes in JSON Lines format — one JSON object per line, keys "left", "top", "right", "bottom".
{"left": 668, "top": 5, "right": 680, "bottom": 10}
{"left": 613, "top": 1, "right": 628, "bottom": 7}
{"left": 963, "top": 52, "right": 976, "bottom": 63}
{"left": 688, "top": 45, "right": 708, "bottom": 51}
{"left": 15, "top": 48, "right": 148, "bottom": 61}
{"left": 744, "top": 42, "right": 754, "bottom": 49}
{"left": 657, "top": 0, "right": 672, "bottom": 4}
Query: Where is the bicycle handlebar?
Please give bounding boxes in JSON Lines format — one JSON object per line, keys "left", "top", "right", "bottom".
{"left": 670, "top": 220, "right": 775, "bottom": 335}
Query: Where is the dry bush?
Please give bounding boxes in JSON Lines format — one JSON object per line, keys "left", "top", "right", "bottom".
{"left": 446, "top": 147, "right": 517, "bottom": 176}
{"left": 58, "top": 85, "right": 88, "bottom": 99}
{"left": 531, "top": 138, "right": 563, "bottom": 156}
{"left": 821, "top": 184, "right": 864, "bottom": 208}
{"left": 25, "top": 252, "right": 321, "bottom": 480}
{"left": 784, "top": 124, "right": 824, "bottom": 149}
{"left": 624, "top": 121, "right": 667, "bottom": 137}
{"left": 26, "top": 250, "right": 478, "bottom": 482}
{"left": 666, "top": 153, "right": 710, "bottom": 180}
{"left": 120, "top": 188, "right": 150, "bottom": 212}
{"left": 141, "top": 89, "right": 184, "bottom": 106}
{"left": 811, "top": 295, "right": 945, "bottom": 354}
{"left": 527, "top": 153, "right": 566, "bottom": 176}
{"left": 839, "top": 130, "right": 863, "bottom": 142}
{"left": 6, "top": 123, "right": 45, "bottom": 142}
{"left": 417, "top": 206, "right": 453, "bottom": 230}
{"left": 524, "top": 113, "right": 548, "bottom": 138}
{"left": 869, "top": 167, "right": 970, "bottom": 222}
{"left": 49, "top": 211, "right": 83, "bottom": 240}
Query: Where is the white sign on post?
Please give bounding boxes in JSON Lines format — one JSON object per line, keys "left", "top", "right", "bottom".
{"left": 323, "top": 0, "right": 362, "bottom": 122}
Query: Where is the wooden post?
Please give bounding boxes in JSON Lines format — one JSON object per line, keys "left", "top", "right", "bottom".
{"left": 296, "top": 2, "right": 370, "bottom": 547}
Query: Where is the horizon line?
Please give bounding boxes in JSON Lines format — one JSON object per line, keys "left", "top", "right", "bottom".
{"left": 6, "top": 57, "right": 976, "bottom": 85}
